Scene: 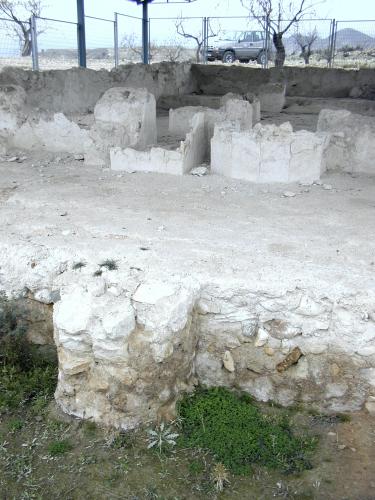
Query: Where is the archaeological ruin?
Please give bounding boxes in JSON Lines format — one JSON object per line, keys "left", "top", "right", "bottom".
{"left": 1, "top": 62, "right": 375, "bottom": 429}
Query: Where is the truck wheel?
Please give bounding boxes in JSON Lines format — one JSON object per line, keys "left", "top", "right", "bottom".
{"left": 223, "top": 51, "right": 236, "bottom": 64}
{"left": 257, "top": 51, "right": 267, "bottom": 65}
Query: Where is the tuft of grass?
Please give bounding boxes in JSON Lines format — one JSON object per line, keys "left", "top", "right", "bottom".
{"left": 178, "top": 387, "right": 317, "bottom": 475}
{"left": 99, "top": 259, "right": 118, "bottom": 271}
{"left": 47, "top": 439, "right": 73, "bottom": 456}
{"left": 72, "top": 261, "right": 86, "bottom": 271}
{"left": 93, "top": 269, "right": 103, "bottom": 277}
{"left": 189, "top": 459, "right": 205, "bottom": 475}
{"left": 7, "top": 418, "right": 24, "bottom": 433}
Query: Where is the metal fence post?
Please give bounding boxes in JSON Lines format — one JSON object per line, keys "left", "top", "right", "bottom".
{"left": 142, "top": 1, "right": 149, "bottom": 64}
{"left": 30, "top": 15, "right": 39, "bottom": 71}
{"left": 77, "top": 0, "right": 87, "bottom": 67}
{"left": 203, "top": 17, "right": 207, "bottom": 64}
{"left": 329, "top": 19, "right": 337, "bottom": 68}
{"left": 114, "top": 12, "right": 119, "bottom": 67}
{"left": 149, "top": 16, "right": 151, "bottom": 61}
{"left": 263, "top": 16, "right": 270, "bottom": 69}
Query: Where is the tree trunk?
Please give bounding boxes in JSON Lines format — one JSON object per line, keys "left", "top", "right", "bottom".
{"left": 196, "top": 43, "right": 202, "bottom": 63}
{"left": 301, "top": 47, "right": 309, "bottom": 64}
{"left": 18, "top": 24, "right": 32, "bottom": 57}
{"left": 22, "top": 34, "right": 31, "bottom": 57}
{"left": 273, "top": 32, "right": 286, "bottom": 67}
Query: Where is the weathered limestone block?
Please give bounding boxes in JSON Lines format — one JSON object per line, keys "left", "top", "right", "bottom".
{"left": 168, "top": 105, "right": 207, "bottom": 137}
{"left": 0, "top": 84, "right": 27, "bottom": 139}
{"left": 111, "top": 112, "right": 206, "bottom": 175}
{"left": 256, "top": 82, "right": 286, "bottom": 113}
{"left": 317, "top": 109, "right": 375, "bottom": 174}
{"left": 220, "top": 92, "right": 261, "bottom": 124}
{"left": 93, "top": 87, "right": 155, "bottom": 142}
{"left": 211, "top": 121, "right": 328, "bottom": 183}
{"left": 12, "top": 113, "right": 94, "bottom": 154}
{"left": 169, "top": 98, "right": 253, "bottom": 140}
{"left": 54, "top": 279, "right": 200, "bottom": 429}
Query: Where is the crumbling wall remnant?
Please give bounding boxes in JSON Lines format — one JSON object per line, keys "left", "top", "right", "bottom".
{"left": 317, "top": 109, "right": 375, "bottom": 174}
{"left": 211, "top": 122, "right": 328, "bottom": 183}
{"left": 51, "top": 275, "right": 375, "bottom": 429}
{"left": 111, "top": 112, "right": 206, "bottom": 175}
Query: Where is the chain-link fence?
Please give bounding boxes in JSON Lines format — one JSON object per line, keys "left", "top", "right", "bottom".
{"left": 0, "top": 9, "right": 375, "bottom": 71}
{"left": 35, "top": 16, "right": 78, "bottom": 71}
{"left": 332, "top": 20, "right": 375, "bottom": 69}
{"left": 117, "top": 12, "right": 143, "bottom": 64}
{"left": 85, "top": 16, "right": 116, "bottom": 70}
{"left": 0, "top": 16, "right": 32, "bottom": 70}
{"left": 148, "top": 16, "right": 205, "bottom": 63}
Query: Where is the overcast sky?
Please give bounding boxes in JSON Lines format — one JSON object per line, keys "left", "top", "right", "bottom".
{"left": 46, "top": 0, "right": 375, "bottom": 23}
{"left": 33, "top": 0, "right": 375, "bottom": 51}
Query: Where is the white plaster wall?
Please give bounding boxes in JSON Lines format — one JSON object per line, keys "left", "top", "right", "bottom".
{"left": 211, "top": 122, "right": 328, "bottom": 183}
{"left": 111, "top": 112, "right": 206, "bottom": 175}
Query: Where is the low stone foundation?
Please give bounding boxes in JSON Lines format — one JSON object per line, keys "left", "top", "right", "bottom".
{"left": 51, "top": 276, "right": 375, "bottom": 429}
{"left": 211, "top": 122, "right": 328, "bottom": 183}
{"left": 110, "top": 112, "right": 206, "bottom": 175}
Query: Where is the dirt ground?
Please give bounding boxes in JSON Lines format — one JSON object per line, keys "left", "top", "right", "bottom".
{"left": 1, "top": 393, "right": 375, "bottom": 500}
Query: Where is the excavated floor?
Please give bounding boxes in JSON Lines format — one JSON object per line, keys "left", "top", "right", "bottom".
{"left": 0, "top": 155, "right": 374, "bottom": 296}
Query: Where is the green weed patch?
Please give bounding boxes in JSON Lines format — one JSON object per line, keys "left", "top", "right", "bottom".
{"left": 178, "top": 387, "right": 317, "bottom": 475}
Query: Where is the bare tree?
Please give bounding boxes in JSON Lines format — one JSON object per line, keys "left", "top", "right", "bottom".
{"left": 293, "top": 29, "right": 318, "bottom": 64}
{"left": 121, "top": 34, "right": 184, "bottom": 63}
{"left": 175, "top": 17, "right": 219, "bottom": 63}
{"left": 241, "top": 0, "right": 320, "bottom": 67}
{"left": 121, "top": 33, "right": 157, "bottom": 62}
{"left": 161, "top": 39, "right": 184, "bottom": 63}
{"left": 0, "top": 1, "right": 45, "bottom": 56}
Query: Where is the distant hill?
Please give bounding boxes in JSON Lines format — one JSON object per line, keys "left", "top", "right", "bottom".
{"left": 283, "top": 28, "right": 375, "bottom": 55}
{"left": 332, "top": 28, "right": 375, "bottom": 49}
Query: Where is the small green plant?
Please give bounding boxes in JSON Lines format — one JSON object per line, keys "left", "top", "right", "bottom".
{"left": 47, "top": 439, "right": 73, "bottom": 456}
{"left": 109, "top": 431, "right": 128, "bottom": 449}
{"left": 99, "top": 259, "right": 118, "bottom": 271}
{"left": 72, "top": 261, "right": 86, "bottom": 271}
{"left": 189, "top": 459, "right": 205, "bottom": 475}
{"left": 147, "top": 422, "right": 179, "bottom": 454}
{"left": 7, "top": 419, "right": 24, "bottom": 433}
{"left": 93, "top": 269, "right": 103, "bottom": 277}
{"left": 178, "top": 387, "right": 317, "bottom": 475}
{"left": 211, "top": 462, "right": 230, "bottom": 492}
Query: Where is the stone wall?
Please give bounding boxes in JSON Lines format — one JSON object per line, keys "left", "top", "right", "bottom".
{"left": 52, "top": 276, "right": 375, "bottom": 429}
{"left": 317, "top": 109, "right": 375, "bottom": 174}
{"left": 211, "top": 122, "right": 328, "bottom": 183}
{"left": 111, "top": 112, "right": 206, "bottom": 175}
{"left": 0, "top": 63, "right": 195, "bottom": 114}
{"left": 192, "top": 64, "right": 375, "bottom": 99}
{"left": 1, "top": 63, "right": 374, "bottom": 120}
